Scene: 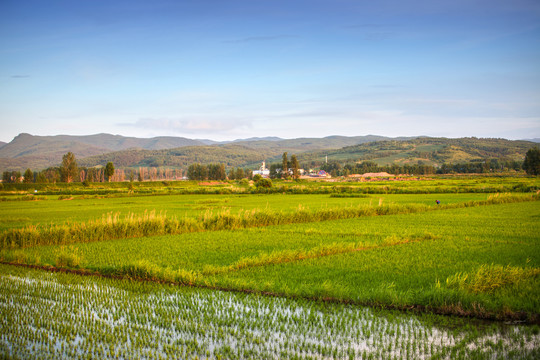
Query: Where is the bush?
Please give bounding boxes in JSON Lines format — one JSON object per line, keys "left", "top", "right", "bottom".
{"left": 256, "top": 178, "right": 272, "bottom": 188}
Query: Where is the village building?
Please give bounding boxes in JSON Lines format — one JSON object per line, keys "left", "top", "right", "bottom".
{"left": 252, "top": 161, "right": 270, "bottom": 178}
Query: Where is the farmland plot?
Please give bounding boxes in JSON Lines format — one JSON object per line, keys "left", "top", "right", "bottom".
{"left": 0, "top": 184, "right": 539, "bottom": 359}
{"left": 1, "top": 265, "right": 539, "bottom": 360}
{"left": 6, "top": 198, "right": 538, "bottom": 320}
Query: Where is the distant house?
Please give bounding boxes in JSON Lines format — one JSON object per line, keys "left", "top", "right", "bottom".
{"left": 308, "top": 170, "right": 330, "bottom": 178}
{"left": 252, "top": 161, "right": 270, "bottom": 178}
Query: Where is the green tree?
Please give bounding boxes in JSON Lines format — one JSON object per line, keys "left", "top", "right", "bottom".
{"left": 36, "top": 172, "right": 47, "bottom": 183}
{"left": 523, "top": 147, "right": 540, "bottom": 175}
{"left": 187, "top": 163, "right": 207, "bottom": 180}
{"left": 281, "top": 152, "right": 289, "bottom": 179}
{"left": 235, "top": 167, "right": 245, "bottom": 180}
{"left": 2, "top": 171, "right": 11, "bottom": 183}
{"left": 104, "top": 162, "right": 115, "bottom": 182}
{"left": 269, "top": 163, "right": 280, "bottom": 179}
{"left": 86, "top": 168, "right": 96, "bottom": 182}
{"left": 291, "top": 154, "right": 300, "bottom": 180}
{"left": 60, "top": 152, "right": 78, "bottom": 183}
{"left": 256, "top": 178, "right": 272, "bottom": 188}
{"left": 208, "top": 163, "right": 226, "bottom": 180}
{"left": 44, "top": 168, "right": 60, "bottom": 183}
{"left": 23, "top": 168, "right": 34, "bottom": 183}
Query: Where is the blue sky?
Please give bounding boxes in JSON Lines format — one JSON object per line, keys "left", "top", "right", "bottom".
{"left": 1, "top": 0, "right": 539, "bottom": 143}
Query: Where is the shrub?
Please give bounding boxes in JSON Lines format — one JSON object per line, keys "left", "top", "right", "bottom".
{"left": 256, "top": 178, "right": 272, "bottom": 188}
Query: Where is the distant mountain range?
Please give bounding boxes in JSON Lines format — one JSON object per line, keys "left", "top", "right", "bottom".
{"left": 0, "top": 133, "right": 537, "bottom": 172}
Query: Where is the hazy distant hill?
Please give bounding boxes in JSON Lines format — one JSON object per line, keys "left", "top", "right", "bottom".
{"left": 0, "top": 133, "right": 206, "bottom": 171}
{"left": 0, "top": 133, "right": 402, "bottom": 171}
{"left": 77, "top": 135, "right": 411, "bottom": 169}
{"left": 79, "top": 136, "right": 535, "bottom": 171}
{"left": 0, "top": 141, "right": 6, "bottom": 149}
{"left": 0, "top": 133, "right": 536, "bottom": 172}
{"left": 231, "top": 135, "right": 387, "bottom": 151}
{"left": 231, "top": 136, "right": 283, "bottom": 143}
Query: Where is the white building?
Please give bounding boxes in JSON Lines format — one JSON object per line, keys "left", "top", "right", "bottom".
{"left": 252, "top": 160, "right": 270, "bottom": 178}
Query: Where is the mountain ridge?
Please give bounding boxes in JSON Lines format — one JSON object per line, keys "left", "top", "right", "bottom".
{"left": 0, "top": 133, "right": 537, "bottom": 172}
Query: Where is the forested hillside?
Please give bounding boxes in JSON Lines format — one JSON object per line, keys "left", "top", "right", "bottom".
{"left": 0, "top": 134, "right": 403, "bottom": 171}
{"left": 0, "top": 134, "right": 537, "bottom": 173}
{"left": 0, "top": 133, "right": 206, "bottom": 171}
{"left": 295, "top": 137, "right": 534, "bottom": 167}
{"left": 77, "top": 145, "right": 268, "bottom": 169}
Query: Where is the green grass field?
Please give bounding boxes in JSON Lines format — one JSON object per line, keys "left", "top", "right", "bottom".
{"left": 1, "top": 177, "right": 539, "bottom": 358}
{"left": 0, "top": 191, "right": 522, "bottom": 231}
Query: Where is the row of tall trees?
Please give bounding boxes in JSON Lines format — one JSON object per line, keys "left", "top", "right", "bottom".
{"left": 273, "top": 152, "right": 301, "bottom": 180}
{"left": 186, "top": 164, "right": 255, "bottom": 181}
{"left": 187, "top": 163, "right": 227, "bottom": 181}
{"left": 2, "top": 152, "right": 117, "bottom": 184}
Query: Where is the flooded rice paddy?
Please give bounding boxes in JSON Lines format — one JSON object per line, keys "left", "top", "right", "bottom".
{"left": 1, "top": 265, "right": 538, "bottom": 359}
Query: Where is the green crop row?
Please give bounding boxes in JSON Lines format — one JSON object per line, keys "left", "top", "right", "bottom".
{"left": 0, "top": 192, "right": 491, "bottom": 232}
{"left": 1, "top": 193, "right": 536, "bottom": 249}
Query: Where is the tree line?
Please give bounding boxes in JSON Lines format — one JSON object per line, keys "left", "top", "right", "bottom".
{"left": 187, "top": 163, "right": 254, "bottom": 181}
{"left": 2, "top": 152, "right": 117, "bottom": 184}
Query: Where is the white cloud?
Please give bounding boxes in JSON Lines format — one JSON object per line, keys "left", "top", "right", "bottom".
{"left": 121, "top": 117, "right": 253, "bottom": 135}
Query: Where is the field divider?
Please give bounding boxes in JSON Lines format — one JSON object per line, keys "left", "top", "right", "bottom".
{"left": 1, "top": 192, "right": 537, "bottom": 250}
{"left": 201, "top": 233, "right": 438, "bottom": 276}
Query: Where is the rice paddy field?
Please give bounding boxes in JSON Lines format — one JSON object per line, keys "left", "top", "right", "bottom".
{"left": 1, "top": 176, "right": 539, "bottom": 359}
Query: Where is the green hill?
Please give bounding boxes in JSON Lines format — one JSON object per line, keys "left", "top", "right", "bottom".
{"left": 78, "top": 144, "right": 268, "bottom": 169}
{"left": 295, "top": 137, "right": 534, "bottom": 167}
{"left": 0, "top": 134, "right": 535, "bottom": 173}
{"left": 0, "top": 134, "right": 402, "bottom": 171}
{"left": 0, "top": 133, "right": 206, "bottom": 171}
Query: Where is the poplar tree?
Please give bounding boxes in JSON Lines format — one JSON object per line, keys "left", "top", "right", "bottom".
{"left": 23, "top": 169, "right": 33, "bottom": 183}
{"left": 281, "top": 152, "right": 288, "bottom": 179}
{"left": 291, "top": 155, "right": 300, "bottom": 180}
{"left": 105, "top": 162, "right": 115, "bottom": 182}
{"left": 523, "top": 147, "right": 540, "bottom": 175}
{"left": 60, "top": 152, "right": 78, "bottom": 183}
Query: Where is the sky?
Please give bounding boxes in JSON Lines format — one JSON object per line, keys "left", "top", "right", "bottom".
{"left": 1, "top": 0, "right": 539, "bottom": 143}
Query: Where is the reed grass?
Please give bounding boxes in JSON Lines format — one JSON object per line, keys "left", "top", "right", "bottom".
{"left": 444, "top": 264, "right": 540, "bottom": 294}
